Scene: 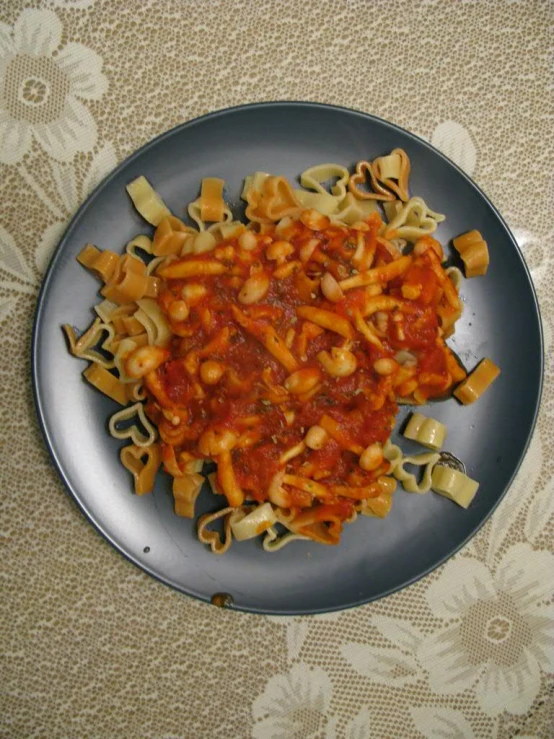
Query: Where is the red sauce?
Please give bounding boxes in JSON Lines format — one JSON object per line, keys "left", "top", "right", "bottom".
{"left": 146, "top": 215, "right": 462, "bottom": 539}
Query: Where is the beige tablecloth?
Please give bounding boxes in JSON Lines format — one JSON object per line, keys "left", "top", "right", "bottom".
{"left": 1, "top": 1, "right": 553, "bottom": 737}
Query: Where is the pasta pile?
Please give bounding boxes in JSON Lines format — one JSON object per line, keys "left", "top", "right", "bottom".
{"left": 64, "top": 149, "right": 500, "bottom": 553}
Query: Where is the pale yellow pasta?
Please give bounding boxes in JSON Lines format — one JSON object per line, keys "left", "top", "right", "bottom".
{"left": 383, "top": 196, "right": 445, "bottom": 242}
{"left": 125, "top": 234, "right": 153, "bottom": 258}
{"left": 126, "top": 175, "right": 171, "bottom": 226}
{"left": 403, "top": 412, "right": 447, "bottom": 451}
{"left": 431, "top": 465, "right": 479, "bottom": 508}
{"left": 332, "top": 192, "right": 380, "bottom": 225}
{"left": 134, "top": 297, "right": 172, "bottom": 346}
{"left": 108, "top": 401, "right": 157, "bottom": 447}
{"left": 230, "top": 502, "right": 277, "bottom": 541}
{"left": 262, "top": 526, "right": 310, "bottom": 551}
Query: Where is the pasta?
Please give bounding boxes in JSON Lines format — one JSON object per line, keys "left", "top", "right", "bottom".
{"left": 65, "top": 148, "right": 500, "bottom": 553}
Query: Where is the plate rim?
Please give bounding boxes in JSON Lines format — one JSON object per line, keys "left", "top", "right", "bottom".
{"left": 31, "top": 101, "right": 545, "bottom": 615}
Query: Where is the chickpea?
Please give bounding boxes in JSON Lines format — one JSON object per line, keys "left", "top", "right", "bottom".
{"left": 305, "top": 425, "right": 328, "bottom": 450}
{"left": 168, "top": 300, "right": 190, "bottom": 322}
{"left": 284, "top": 368, "right": 321, "bottom": 395}
{"left": 125, "top": 345, "right": 168, "bottom": 379}
{"left": 238, "top": 271, "right": 270, "bottom": 304}
{"left": 198, "top": 428, "right": 238, "bottom": 457}
{"left": 359, "top": 443, "right": 384, "bottom": 472}
{"left": 266, "top": 240, "right": 294, "bottom": 263}
{"left": 238, "top": 230, "right": 258, "bottom": 251}
{"left": 299, "top": 238, "right": 320, "bottom": 263}
{"left": 317, "top": 347, "right": 357, "bottom": 377}
{"left": 181, "top": 284, "right": 208, "bottom": 305}
{"left": 300, "top": 209, "right": 329, "bottom": 231}
{"left": 200, "top": 360, "right": 226, "bottom": 385}
{"left": 373, "top": 358, "right": 398, "bottom": 376}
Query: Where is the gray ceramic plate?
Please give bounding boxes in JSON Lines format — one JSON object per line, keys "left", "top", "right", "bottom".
{"left": 32, "top": 102, "right": 543, "bottom": 614}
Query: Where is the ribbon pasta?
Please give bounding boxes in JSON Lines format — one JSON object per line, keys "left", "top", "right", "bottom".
{"left": 65, "top": 148, "right": 497, "bottom": 555}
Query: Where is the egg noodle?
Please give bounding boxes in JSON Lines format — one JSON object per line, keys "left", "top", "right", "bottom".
{"left": 64, "top": 149, "right": 499, "bottom": 553}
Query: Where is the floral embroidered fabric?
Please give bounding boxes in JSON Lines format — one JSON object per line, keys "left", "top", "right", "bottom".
{"left": 1, "top": 2, "right": 552, "bottom": 737}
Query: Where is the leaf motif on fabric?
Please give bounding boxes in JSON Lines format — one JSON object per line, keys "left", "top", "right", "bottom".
{"left": 286, "top": 621, "right": 310, "bottom": 663}
{"left": 370, "top": 615, "right": 424, "bottom": 653}
{"left": 525, "top": 473, "right": 554, "bottom": 542}
{"left": 340, "top": 642, "right": 420, "bottom": 686}
{"left": 49, "top": 159, "right": 78, "bottom": 214}
{"left": 35, "top": 221, "right": 66, "bottom": 274}
{"left": 0, "top": 296, "right": 18, "bottom": 324}
{"left": 430, "top": 121, "right": 477, "bottom": 177}
{"left": 0, "top": 225, "right": 34, "bottom": 283}
{"left": 82, "top": 142, "right": 118, "bottom": 197}
{"left": 344, "top": 708, "right": 372, "bottom": 739}
{"left": 486, "top": 431, "right": 542, "bottom": 564}
{"left": 410, "top": 706, "right": 476, "bottom": 739}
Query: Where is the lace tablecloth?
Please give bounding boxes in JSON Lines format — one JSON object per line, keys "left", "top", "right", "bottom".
{"left": 1, "top": 1, "right": 552, "bottom": 737}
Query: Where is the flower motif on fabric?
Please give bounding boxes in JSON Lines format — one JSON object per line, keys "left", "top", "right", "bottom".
{"left": 0, "top": 8, "right": 108, "bottom": 164}
{"left": 416, "top": 544, "right": 554, "bottom": 717}
{"left": 251, "top": 662, "right": 336, "bottom": 739}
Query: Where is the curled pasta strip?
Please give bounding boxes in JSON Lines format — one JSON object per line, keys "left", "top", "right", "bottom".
{"left": 83, "top": 362, "right": 128, "bottom": 405}
{"left": 173, "top": 473, "right": 205, "bottom": 518}
{"left": 207, "top": 220, "right": 245, "bottom": 243}
{"left": 245, "top": 175, "right": 302, "bottom": 224}
{"left": 187, "top": 197, "right": 233, "bottom": 231}
{"left": 262, "top": 525, "right": 310, "bottom": 551}
{"left": 77, "top": 244, "right": 120, "bottom": 283}
{"left": 108, "top": 402, "right": 157, "bottom": 448}
{"left": 120, "top": 442, "right": 162, "bottom": 495}
{"left": 126, "top": 176, "right": 171, "bottom": 226}
{"left": 134, "top": 298, "right": 171, "bottom": 346}
{"left": 383, "top": 197, "right": 445, "bottom": 242}
{"left": 331, "top": 192, "right": 380, "bottom": 226}
{"left": 94, "top": 299, "right": 119, "bottom": 324}
{"left": 300, "top": 163, "right": 350, "bottom": 199}
{"left": 197, "top": 506, "right": 242, "bottom": 554}
{"left": 153, "top": 216, "right": 195, "bottom": 256}
{"left": 125, "top": 234, "right": 153, "bottom": 258}
{"left": 63, "top": 318, "right": 115, "bottom": 369}
{"left": 293, "top": 163, "right": 350, "bottom": 216}
{"left": 383, "top": 440, "right": 439, "bottom": 493}
{"left": 372, "top": 148, "right": 411, "bottom": 202}
{"left": 349, "top": 160, "right": 396, "bottom": 202}
{"left": 101, "top": 254, "right": 149, "bottom": 305}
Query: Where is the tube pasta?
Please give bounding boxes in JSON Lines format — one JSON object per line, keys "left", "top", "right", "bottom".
{"left": 66, "top": 150, "right": 491, "bottom": 554}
